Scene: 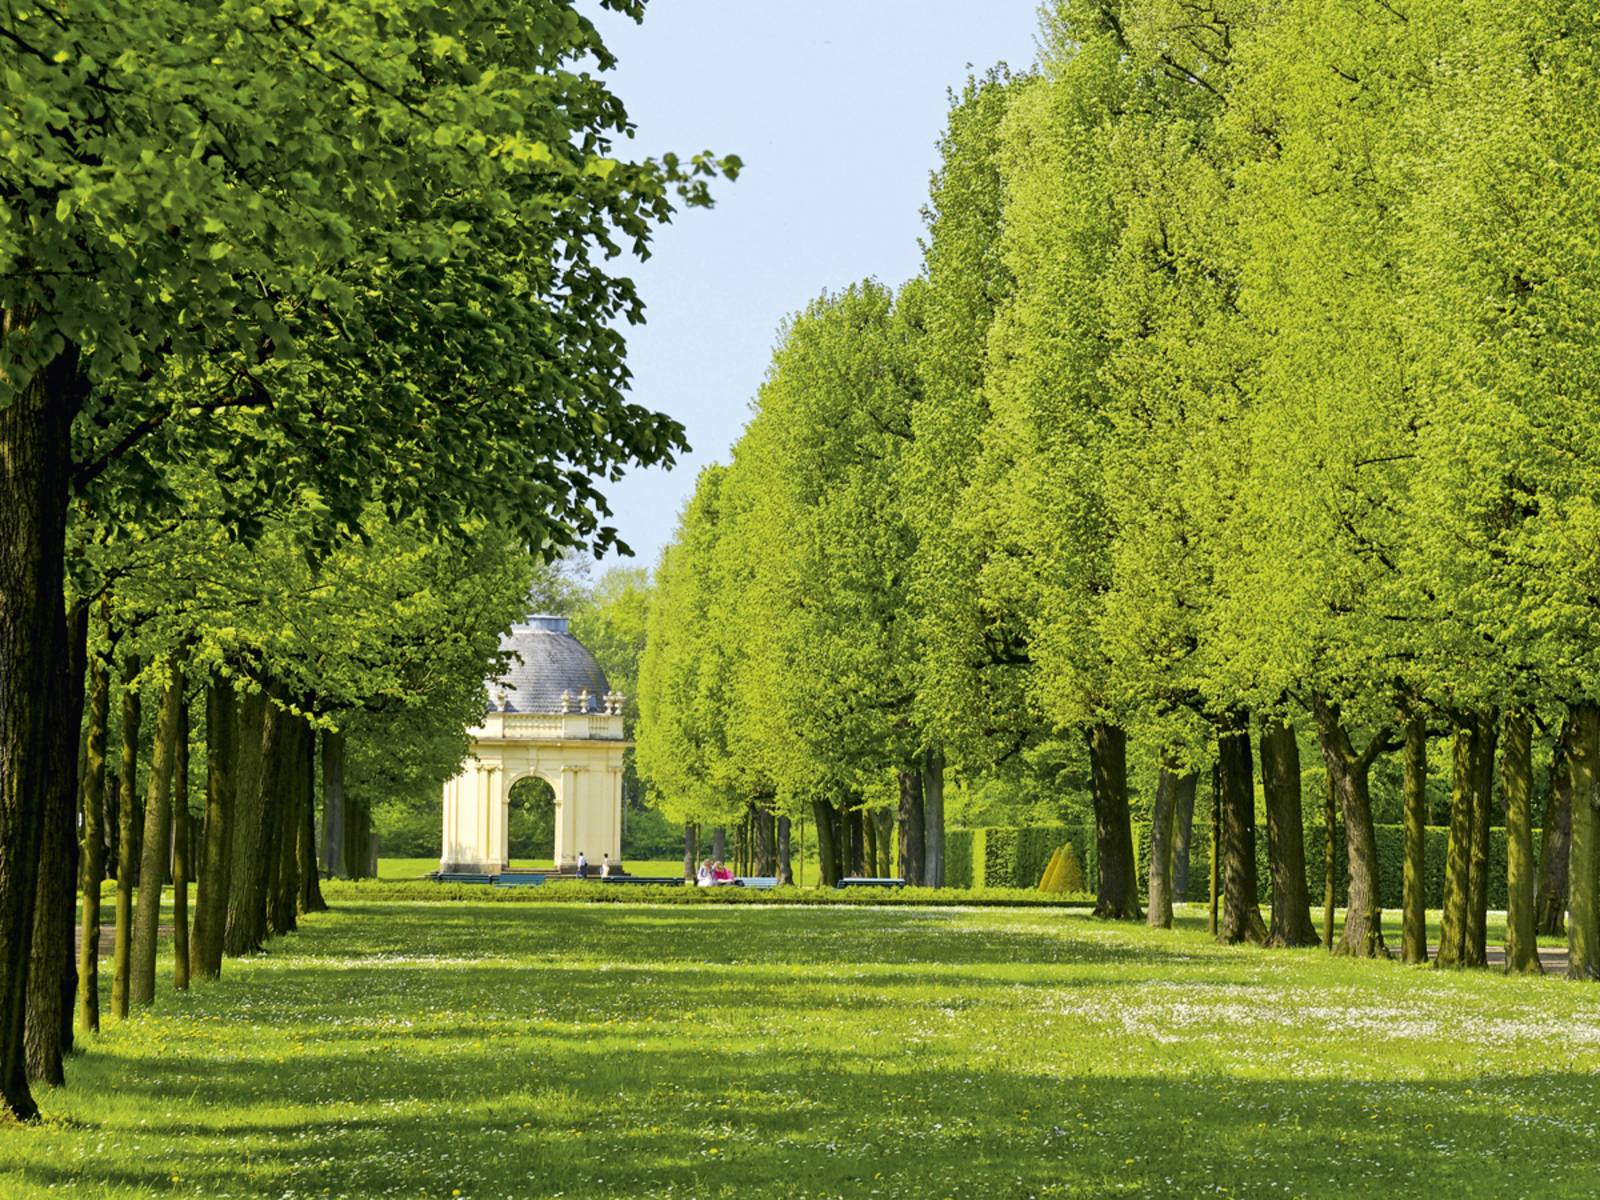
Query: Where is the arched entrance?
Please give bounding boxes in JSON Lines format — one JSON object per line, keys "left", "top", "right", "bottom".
{"left": 507, "top": 774, "right": 558, "bottom": 865}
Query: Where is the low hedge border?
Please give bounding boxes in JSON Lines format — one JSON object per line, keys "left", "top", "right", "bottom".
{"left": 321, "top": 880, "right": 1097, "bottom": 907}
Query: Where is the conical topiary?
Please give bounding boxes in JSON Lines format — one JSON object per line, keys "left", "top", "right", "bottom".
{"left": 1038, "top": 846, "right": 1065, "bottom": 891}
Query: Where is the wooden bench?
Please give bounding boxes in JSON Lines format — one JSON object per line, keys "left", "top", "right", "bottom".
{"left": 492, "top": 874, "right": 547, "bottom": 887}
{"left": 836, "top": 876, "right": 907, "bottom": 889}
{"left": 433, "top": 872, "right": 494, "bottom": 885}
{"left": 734, "top": 876, "right": 779, "bottom": 889}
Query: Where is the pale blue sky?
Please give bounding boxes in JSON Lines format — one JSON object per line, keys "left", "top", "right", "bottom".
{"left": 587, "top": 1, "right": 1042, "bottom": 570}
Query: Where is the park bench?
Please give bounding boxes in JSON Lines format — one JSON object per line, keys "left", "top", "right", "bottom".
{"left": 433, "top": 872, "right": 493, "bottom": 885}
{"left": 492, "top": 873, "right": 546, "bottom": 887}
{"left": 734, "top": 876, "right": 779, "bottom": 889}
{"left": 835, "top": 876, "right": 907, "bottom": 889}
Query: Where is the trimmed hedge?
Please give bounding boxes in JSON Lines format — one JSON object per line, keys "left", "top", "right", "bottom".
{"left": 320, "top": 880, "right": 1093, "bottom": 907}
{"left": 944, "top": 829, "right": 974, "bottom": 889}
{"left": 957, "top": 818, "right": 1553, "bottom": 910}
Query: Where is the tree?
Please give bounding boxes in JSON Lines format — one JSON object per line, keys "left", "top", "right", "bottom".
{"left": 1, "top": 0, "right": 736, "bottom": 1119}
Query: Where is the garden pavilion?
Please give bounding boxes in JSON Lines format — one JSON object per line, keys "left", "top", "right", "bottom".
{"left": 439, "top": 615, "right": 628, "bottom": 874}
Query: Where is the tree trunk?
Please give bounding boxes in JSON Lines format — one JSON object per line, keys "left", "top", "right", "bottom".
{"left": 776, "top": 816, "right": 793, "bottom": 886}
{"left": 810, "top": 798, "right": 840, "bottom": 887}
{"left": 1147, "top": 766, "right": 1177, "bottom": 930}
{"left": 24, "top": 599, "right": 87, "bottom": 1085}
{"left": 1312, "top": 695, "right": 1387, "bottom": 957}
{"left": 77, "top": 648, "right": 110, "bottom": 1032}
{"left": 224, "top": 689, "right": 276, "bottom": 957}
{"left": 1566, "top": 700, "right": 1600, "bottom": 981}
{"left": 873, "top": 808, "right": 895, "bottom": 877}
{"left": 1172, "top": 772, "right": 1196, "bottom": 900}
{"left": 172, "top": 700, "right": 191, "bottom": 991}
{"left": 1502, "top": 710, "right": 1541, "bottom": 974}
{"left": 1218, "top": 715, "right": 1266, "bottom": 944}
{"left": 898, "top": 769, "right": 925, "bottom": 886}
{"left": 1401, "top": 712, "right": 1428, "bottom": 965}
{"left": 846, "top": 804, "right": 865, "bottom": 877}
{"left": 268, "top": 713, "right": 304, "bottom": 937}
{"left": 1466, "top": 712, "right": 1498, "bottom": 966}
{"left": 320, "top": 728, "right": 346, "bottom": 877}
{"left": 111, "top": 656, "right": 142, "bottom": 1019}
{"left": 1261, "top": 717, "right": 1317, "bottom": 947}
{"left": 923, "top": 747, "right": 946, "bottom": 888}
{"left": 191, "top": 677, "right": 235, "bottom": 981}
{"left": 0, "top": 336, "right": 84, "bottom": 1121}
{"left": 1322, "top": 766, "right": 1337, "bottom": 951}
{"left": 862, "top": 807, "right": 878, "bottom": 880}
{"left": 1208, "top": 762, "right": 1220, "bottom": 936}
{"left": 682, "top": 822, "right": 698, "bottom": 881}
{"left": 131, "top": 664, "right": 185, "bottom": 1008}
{"left": 1441, "top": 710, "right": 1495, "bottom": 968}
{"left": 1536, "top": 721, "right": 1573, "bottom": 938}
{"left": 298, "top": 719, "right": 326, "bottom": 915}
{"left": 343, "top": 778, "right": 371, "bottom": 881}
{"left": 1089, "top": 723, "right": 1140, "bottom": 920}
{"left": 710, "top": 826, "right": 726, "bottom": 864}
{"left": 1438, "top": 716, "right": 1476, "bottom": 967}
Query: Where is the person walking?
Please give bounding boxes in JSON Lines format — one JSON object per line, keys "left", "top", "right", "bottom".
{"left": 576, "top": 851, "right": 589, "bottom": 880}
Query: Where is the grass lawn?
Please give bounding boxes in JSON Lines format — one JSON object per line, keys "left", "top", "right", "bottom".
{"left": 12, "top": 901, "right": 1600, "bottom": 1198}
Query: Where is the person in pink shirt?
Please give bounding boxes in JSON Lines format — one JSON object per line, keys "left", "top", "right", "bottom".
{"left": 711, "top": 860, "right": 735, "bottom": 885}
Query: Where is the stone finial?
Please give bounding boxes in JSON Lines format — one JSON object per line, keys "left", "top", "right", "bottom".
{"left": 604, "top": 691, "right": 625, "bottom": 715}
{"left": 494, "top": 689, "right": 510, "bottom": 712}
{"left": 559, "top": 690, "right": 573, "bottom": 713}
{"left": 578, "top": 688, "right": 591, "bottom": 713}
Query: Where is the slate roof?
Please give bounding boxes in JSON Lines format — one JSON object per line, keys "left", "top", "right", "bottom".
{"left": 488, "top": 616, "right": 610, "bottom": 714}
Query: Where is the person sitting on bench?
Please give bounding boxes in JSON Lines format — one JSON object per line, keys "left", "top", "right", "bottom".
{"left": 711, "top": 860, "right": 734, "bottom": 885}
{"left": 696, "top": 858, "right": 714, "bottom": 887}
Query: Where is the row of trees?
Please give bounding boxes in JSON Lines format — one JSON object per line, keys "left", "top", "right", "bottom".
{"left": 0, "top": 0, "right": 735, "bottom": 1123}
{"left": 636, "top": 0, "right": 1600, "bottom": 979}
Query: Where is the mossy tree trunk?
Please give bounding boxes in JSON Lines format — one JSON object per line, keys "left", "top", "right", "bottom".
{"left": 1401, "top": 712, "right": 1428, "bottom": 965}
{"left": 811, "top": 798, "right": 840, "bottom": 887}
{"left": 1566, "top": 701, "right": 1600, "bottom": 982}
{"left": 776, "top": 816, "right": 793, "bottom": 886}
{"left": 923, "top": 747, "right": 945, "bottom": 888}
{"left": 172, "top": 701, "right": 191, "bottom": 991}
{"left": 1218, "top": 715, "right": 1266, "bottom": 945}
{"left": 1438, "top": 716, "right": 1476, "bottom": 967}
{"left": 1172, "top": 772, "right": 1196, "bottom": 899}
{"left": 1261, "top": 717, "right": 1316, "bottom": 947}
{"left": 1312, "top": 695, "right": 1390, "bottom": 958}
{"left": 131, "top": 664, "right": 185, "bottom": 1008}
{"left": 1322, "top": 766, "right": 1337, "bottom": 951}
{"left": 1501, "top": 710, "right": 1541, "bottom": 974}
{"left": 1466, "top": 712, "right": 1498, "bottom": 966}
{"left": 898, "top": 768, "right": 925, "bottom": 886}
{"left": 1089, "top": 723, "right": 1140, "bottom": 920}
{"left": 224, "top": 689, "right": 275, "bottom": 957}
{"left": 682, "top": 822, "right": 698, "bottom": 882}
{"left": 1147, "top": 765, "right": 1178, "bottom": 930}
{"left": 873, "top": 809, "right": 895, "bottom": 877}
{"left": 110, "top": 655, "right": 142, "bottom": 1019}
{"left": 1536, "top": 721, "right": 1572, "bottom": 938}
{"left": 77, "top": 648, "right": 110, "bottom": 1032}
{"left": 190, "top": 677, "right": 235, "bottom": 981}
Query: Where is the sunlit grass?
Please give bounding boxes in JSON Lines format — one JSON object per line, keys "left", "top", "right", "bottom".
{"left": 16, "top": 900, "right": 1599, "bottom": 1198}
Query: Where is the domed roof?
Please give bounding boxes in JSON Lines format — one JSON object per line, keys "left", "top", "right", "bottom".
{"left": 489, "top": 616, "right": 610, "bottom": 714}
